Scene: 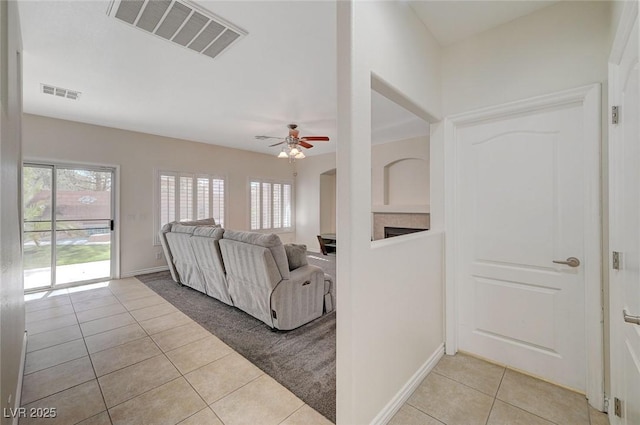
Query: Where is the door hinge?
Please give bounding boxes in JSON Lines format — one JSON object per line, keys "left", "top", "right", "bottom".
{"left": 614, "top": 397, "right": 622, "bottom": 417}
{"left": 110, "top": 220, "right": 114, "bottom": 231}
{"left": 603, "top": 397, "right": 610, "bottom": 413}
{"left": 612, "top": 105, "right": 619, "bottom": 124}
{"left": 612, "top": 251, "right": 621, "bottom": 270}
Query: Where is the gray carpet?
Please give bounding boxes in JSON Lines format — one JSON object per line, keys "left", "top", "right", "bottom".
{"left": 136, "top": 251, "right": 336, "bottom": 422}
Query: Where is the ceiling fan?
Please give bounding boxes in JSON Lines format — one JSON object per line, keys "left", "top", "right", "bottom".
{"left": 255, "top": 124, "right": 330, "bottom": 160}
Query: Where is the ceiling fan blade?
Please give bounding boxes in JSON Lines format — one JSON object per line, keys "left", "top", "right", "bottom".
{"left": 255, "top": 135, "right": 284, "bottom": 140}
{"left": 269, "top": 141, "right": 285, "bottom": 147}
{"left": 298, "top": 141, "right": 314, "bottom": 149}
{"left": 300, "top": 136, "right": 330, "bottom": 141}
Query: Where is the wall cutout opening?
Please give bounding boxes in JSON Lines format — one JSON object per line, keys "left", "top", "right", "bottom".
{"left": 371, "top": 76, "right": 431, "bottom": 241}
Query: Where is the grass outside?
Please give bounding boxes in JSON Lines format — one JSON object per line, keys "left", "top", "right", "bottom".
{"left": 24, "top": 244, "right": 110, "bottom": 270}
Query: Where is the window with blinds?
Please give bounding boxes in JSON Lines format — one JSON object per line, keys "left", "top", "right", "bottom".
{"left": 249, "top": 179, "right": 294, "bottom": 231}
{"left": 156, "top": 171, "right": 225, "bottom": 243}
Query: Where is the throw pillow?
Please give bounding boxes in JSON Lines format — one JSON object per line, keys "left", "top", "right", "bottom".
{"left": 284, "top": 243, "right": 308, "bottom": 271}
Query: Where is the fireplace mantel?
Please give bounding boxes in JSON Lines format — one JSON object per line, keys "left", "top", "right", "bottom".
{"left": 372, "top": 211, "right": 430, "bottom": 241}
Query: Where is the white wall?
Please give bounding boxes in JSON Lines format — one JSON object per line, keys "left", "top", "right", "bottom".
{"left": 442, "top": 1, "right": 612, "bottom": 116}
{"left": 22, "top": 114, "right": 296, "bottom": 277}
{"left": 295, "top": 152, "right": 336, "bottom": 251}
{"left": 319, "top": 172, "right": 336, "bottom": 234}
{"left": 337, "top": 2, "right": 444, "bottom": 424}
{"left": 372, "top": 136, "right": 429, "bottom": 210}
{"left": 0, "top": 2, "right": 25, "bottom": 421}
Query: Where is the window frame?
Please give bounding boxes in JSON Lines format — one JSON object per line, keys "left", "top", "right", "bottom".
{"left": 154, "top": 170, "right": 226, "bottom": 245}
{"left": 248, "top": 177, "right": 295, "bottom": 234}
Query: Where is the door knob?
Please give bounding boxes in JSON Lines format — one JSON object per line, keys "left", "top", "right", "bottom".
{"left": 623, "top": 309, "right": 640, "bottom": 325}
{"left": 553, "top": 257, "right": 581, "bottom": 267}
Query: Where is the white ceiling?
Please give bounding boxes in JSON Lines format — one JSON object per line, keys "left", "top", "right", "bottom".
{"left": 408, "top": 0, "right": 558, "bottom": 46}
{"left": 18, "top": 1, "right": 556, "bottom": 157}
{"left": 18, "top": 0, "right": 338, "bottom": 156}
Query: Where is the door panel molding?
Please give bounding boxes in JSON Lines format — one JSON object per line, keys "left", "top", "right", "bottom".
{"left": 444, "top": 83, "right": 603, "bottom": 408}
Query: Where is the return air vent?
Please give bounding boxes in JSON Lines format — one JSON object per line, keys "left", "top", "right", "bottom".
{"left": 108, "top": 0, "right": 247, "bottom": 61}
{"left": 41, "top": 84, "right": 81, "bottom": 100}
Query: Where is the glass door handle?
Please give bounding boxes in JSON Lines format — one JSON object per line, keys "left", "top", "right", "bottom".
{"left": 623, "top": 309, "right": 640, "bottom": 325}
{"left": 552, "top": 257, "right": 580, "bottom": 267}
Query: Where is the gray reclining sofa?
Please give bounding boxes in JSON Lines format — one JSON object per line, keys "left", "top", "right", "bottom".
{"left": 159, "top": 220, "right": 334, "bottom": 330}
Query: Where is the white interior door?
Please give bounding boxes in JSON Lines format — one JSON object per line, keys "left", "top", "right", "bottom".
{"left": 452, "top": 86, "right": 601, "bottom": 394}
{"left": 609, "top": 5, "right": 640, "bottom": 424}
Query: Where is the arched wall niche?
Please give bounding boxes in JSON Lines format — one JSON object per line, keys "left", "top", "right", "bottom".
{"left": 383, "top": 157, "right": 429, "bottom": 206}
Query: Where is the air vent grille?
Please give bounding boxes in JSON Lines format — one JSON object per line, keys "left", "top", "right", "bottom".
{"left": 108, "top": 0, "right": 247, "bottom": 61}
{"left": 41, "top": 84, "right": 81, "bottom": 100}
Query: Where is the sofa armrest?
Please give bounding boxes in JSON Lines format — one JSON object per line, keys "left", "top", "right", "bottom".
{"left": 270, "top": 265, "right": 326, "bottom": 330}
{"left": 323, "top": 273, "right": 335, "bottom": 313}
{"left": 288, "top": 264, "right": 324, "bottom": 285}
{"left": 289, "top": 266, "right": 334, "bottom": 313}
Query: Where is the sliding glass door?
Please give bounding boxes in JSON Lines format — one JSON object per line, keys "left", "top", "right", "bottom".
{"left": 23, "top": 163, "right": 115, "bottom": 291}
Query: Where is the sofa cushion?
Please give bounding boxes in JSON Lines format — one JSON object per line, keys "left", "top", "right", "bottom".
{"left": 175, "top": 218, "right": 217, "bottom": 226}
{"left": 284, "top": 243, "right": 308, "bottom": 271}
{"left": 171, "top": 223, "right": 198, "bottom": 234}
{"left": 193, "top": 226, "right": 224, "bottom": 238}
{"left": 222, "top": 230, "right": 289, "bottom": 279}
{"left": 222, "top": 230, "right": 281, "bottom": 247}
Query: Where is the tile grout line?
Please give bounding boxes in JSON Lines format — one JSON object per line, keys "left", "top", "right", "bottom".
{"left": 21, "top": 380, "right": 96, "bottom": 410}
{"left": 71, "top": 291, "right": 115, "bottom": 425}
{"left": 20, "top": 357, "right": 95, "bottom": 406}
{"left": 484, "top": 367, "right": 506, "bottom": 425}
{"left": 494, "top": 369, "right": 562, "bottom": 425}
{"left": 206, "top": 373, "right": 267, "bottom": 408}
{"left": 496, "top": 399, "right": 562, "bottom": 425}
{"left": 25, "top": 299, "right": 72, "bottom": 313}
{"left": 111, "top": 288, "right": 218, "bottom": 424}
{"left": 138, "top": 278, "right": 321, "bottom": 424}
{"left": 23, "top": 352, "right": 89, "bottom": 377}
{"left": 277, "top": 404, "right": 306, "bottom": 425}
{"left": 431, "top": 368, "right": 504, "bottom": 398}
{"left": 24, "top": 325, "right": 83, "bottom": 354}
{"left": 134, "top": 281, "right": 268, "bottom": 420}
{"left": 404, "top": 401, "right": 447, "bottom": 425}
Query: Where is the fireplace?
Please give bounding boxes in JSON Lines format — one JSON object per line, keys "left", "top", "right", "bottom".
{"left": 384, "top": 226, "right": 428, "bottom": 239}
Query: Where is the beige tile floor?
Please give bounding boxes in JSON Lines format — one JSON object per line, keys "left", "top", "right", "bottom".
{"left": 389, "top": 353, "right": 611, "bottom": 425}
{"left": 23, "top": 278, "right": 612, "bottom": 425}
{"left": 22, "top": 278, "right": 332, "bottom": 425}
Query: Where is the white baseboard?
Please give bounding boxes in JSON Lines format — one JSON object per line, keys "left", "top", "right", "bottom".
{"left": 121, "top": 266, "right": 169, "bottom": 278}
{"left": 370, "top": 343, "right": 445, "bottom": 425}
{"left": 13, "top": 331, "right": 27, "bottom": 425}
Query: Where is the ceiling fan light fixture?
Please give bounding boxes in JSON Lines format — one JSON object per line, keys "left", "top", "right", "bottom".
{"left": 262, "top": 123, "right": 330, "bottom": 161}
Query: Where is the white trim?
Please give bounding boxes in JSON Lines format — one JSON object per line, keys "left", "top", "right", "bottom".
{"left": 12, "top": 331, "right": 28, "bottom": 425}
{"left": 370, "top": 343, "right": 444, "bottom": 425}
{"left": 607, "top": 5, "right": 638, "bottom": 422}
{"left": 609, "top": 1, "right": 638, "bottom": 65}
{"left": 444, "top": 84, "right": 603, "bottom": 406}
{"left": 121, "top": 265, "right": 169, "bottom": 278}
